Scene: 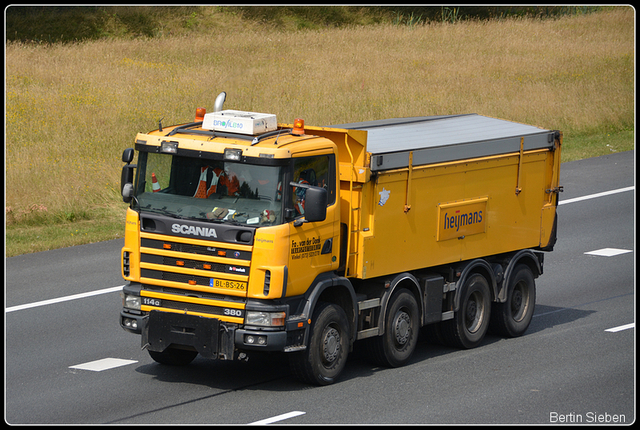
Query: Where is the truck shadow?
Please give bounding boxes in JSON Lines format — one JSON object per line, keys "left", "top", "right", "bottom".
{"left": 133, "top": 341, "right": 461, "bottom": 391}
{"left": 528, "top": 304, "right": 596, "bottom": 335}
{"left": 133, "top": 304, "right": 595, "bottom": 390}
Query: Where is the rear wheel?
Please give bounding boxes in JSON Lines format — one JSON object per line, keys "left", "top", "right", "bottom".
{"left": 441, "top": 273, "right": 491, "bottom": 349}
{"left": 366, "top": 289, "right": 419, "bottom": 367}
{"left": 490, "top": 264, "right": 536, "bottom": 337}
{"left": 290, "top": 302, "right": 350, "bottom": 386}
{"left": 148, "top": 347, "right": 198, "bottom": 366}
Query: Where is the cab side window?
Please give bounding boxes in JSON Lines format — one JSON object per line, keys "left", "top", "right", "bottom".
{"left": 291, "top": 155, "right": 335, "bottom": 215}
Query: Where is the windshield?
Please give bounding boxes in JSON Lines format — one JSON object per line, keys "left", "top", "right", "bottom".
{"left": 134, "top": 152, "right": 286, "bottom": 226}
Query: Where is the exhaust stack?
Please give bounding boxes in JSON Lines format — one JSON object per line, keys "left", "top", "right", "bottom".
{"left": 214, "top": 92, "right": 226, "bottom": 112}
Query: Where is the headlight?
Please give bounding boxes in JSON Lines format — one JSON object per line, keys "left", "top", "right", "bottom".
{"left": 123, "top": 294, "right": 141, "bottom": 310}
{"left": 245, "top": 311, "right": 285, "bottom": 327}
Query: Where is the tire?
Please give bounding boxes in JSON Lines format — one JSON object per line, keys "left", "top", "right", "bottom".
{"left": 490, "top": 264, "right": 536, "bottom": 337}
{"left": 289, "top": 302, "right": 350, "bottom": 386}
{"left": 441, "top": 273, "right": 491, "bottom": 349}
{"left": 366, "top": 289, "right": 420, "bottom": 367}
{"left": 148, "top": 347, "right": 198, "bottom": 366}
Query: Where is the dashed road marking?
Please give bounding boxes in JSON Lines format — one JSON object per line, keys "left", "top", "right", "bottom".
{"left": 584, "top": 248, "right": 633, "bottom": 257}
{"left": 605, "top": 323, "right": 634, "bottom": 333}
{"left": 248, "top": 411, "right": 306, "bottom": 425}
{"left": 6, "top": 285, "right": 124, "bottom": 313}
{"left": 559, "top": 186, "right": 634, "bottom": 205}
{"left": 69, "top": 358, "right": 138, "bottom": 372}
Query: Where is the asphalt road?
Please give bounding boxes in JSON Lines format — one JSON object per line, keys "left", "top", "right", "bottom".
{"left": 5, "top": 150, "right": 635, "bottom": 425}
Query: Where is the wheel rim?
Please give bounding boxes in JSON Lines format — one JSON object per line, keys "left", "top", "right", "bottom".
{"left": 511, "top": 280, "right": 529, "bottom": 322}
{"left": 465, "top": 291, "right": 485, "bottom": 333}
{"left": 393, "top": 310, "right": 411, "bottom": 346}
{"left": 322, "top": 326, "right": 340, "bottom": 365}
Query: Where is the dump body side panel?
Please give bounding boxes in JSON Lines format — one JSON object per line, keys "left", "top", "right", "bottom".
{"left": 316, "top": 114, "right": 560, "bottom": 279}
{"left": 354, "top": 146, "right": 560, "bottom": 279}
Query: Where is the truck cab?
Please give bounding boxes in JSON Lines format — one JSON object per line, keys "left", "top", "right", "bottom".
{"left": 120, "top": 100, "right": 351, "bottom": 380}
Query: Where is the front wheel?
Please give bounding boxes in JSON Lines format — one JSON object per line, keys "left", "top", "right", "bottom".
{"left": 289, "top": 302, "right": 350, "bottom": 386}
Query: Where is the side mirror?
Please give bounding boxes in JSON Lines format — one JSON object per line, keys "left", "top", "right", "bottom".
{"left": 288, "top": 181, "right": 328, "bottom": 224}
{"left": 121, "top": 148, "right": 136, "bottom": 203}
{"left": 304, "top": 187, "right": 327, "bottom": 222}
{"left": 122, "top": 183, "right": 134, "bottom": 203}
{"left": 121, "top": 165, "right": 136, "bottom": 202}
{"left": 122, "top": 148, "right": 135, "bottom": 163}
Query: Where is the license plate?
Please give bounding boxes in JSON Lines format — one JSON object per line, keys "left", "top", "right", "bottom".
{"left": 211, "top": 278, "right": 247, "bottom": 291}
{"left": 142, "top": 297, "right": 161, "bottom": 307}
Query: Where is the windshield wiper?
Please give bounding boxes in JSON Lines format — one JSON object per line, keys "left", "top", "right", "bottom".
{"left": 143, "top": 207, "right": 191, "bottom": 220}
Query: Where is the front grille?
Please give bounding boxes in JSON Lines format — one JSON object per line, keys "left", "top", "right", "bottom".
{"left": 145, "top": 285, "right": 243, "bottom": 302}
{"left": 141, "top": 254, "right": 230, "bottom": 275}
{"left": 141, "top": 283, "right": 246, "bottom": 321}
{"left": 137, "top": 233, "right": 251, "bottom": 322}
{"left": 139, "top": 235, "right": 251, "bottom": 296}
{"left": 141, "top": 238, "right": 251, "bottom": 261}
{"left": 142, "top": 268, "right": 213, "bottom": 287}
{"left": 164, "top": 256, "right": 228, "bottom": 272}
{"left": 148, "top": 299, "right": 244, "bottom": 318}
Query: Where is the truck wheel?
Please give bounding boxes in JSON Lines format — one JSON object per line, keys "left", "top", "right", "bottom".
{"left": 289, "top": 302, "right": 350, "bottom": 386}
{"left": 442, "top": 273, "right": 491, "bottom": 349}
{"left": 366, "top": 289, "right": 419, "bottom": 367}
{"left": 490, "top": 264, "right": 536, "bottom": 337}
{"left": 148, "top": 347, "right": 198, "bottom": 366}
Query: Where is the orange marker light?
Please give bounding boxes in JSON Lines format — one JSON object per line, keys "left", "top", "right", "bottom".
{"left": 163, "top": 243, "right": 172, "bottom": 250}
{"left": 292, "top": 118, "right": 304, "bottom": 135}
{"left": 176, "top": 260, "right": 185, "bottom": 266}
{"left": 203, "top": 264, "right": 212, "bottom": 270}
{"left": 195, "top": 107, "right": 206, "bottom": 122}
{"left": 188, "top": 280, "right": 197, "bottom": 285}
{"left": 217, "top": 250, "right": 227, "bottom": 257}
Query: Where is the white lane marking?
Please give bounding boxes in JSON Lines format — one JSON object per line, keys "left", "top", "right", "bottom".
{"left": 559, "top": 186, "right": 634, "bottom": 205}
{"left": 69, "top": 358, "right": 138, "bottom": 372}
{"left": 6, "top": 285, "right": 124, "bottom": 313}
{"left": 605, "top": 323, "right": 635, "bottom": 333}
{"left": 584, "top": 248, "right": 633, "bottom": 257}
{"left": 248, "top": 411, "right": 306, "bottom": 425}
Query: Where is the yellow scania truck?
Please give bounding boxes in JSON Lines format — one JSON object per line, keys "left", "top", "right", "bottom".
{"left": 119, "top": 92, "right": 562, "bottom": 385}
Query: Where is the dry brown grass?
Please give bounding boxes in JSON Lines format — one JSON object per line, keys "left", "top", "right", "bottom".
{"left": 5, "top": 7, "right": 634, "bottom": 230}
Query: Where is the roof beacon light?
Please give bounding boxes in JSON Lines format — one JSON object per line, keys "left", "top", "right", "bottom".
{"left": 195, "top": 107, "right": 206, "bottom": 122}
{"left": 292, "top": 118, "right": 305, "bottom": 135}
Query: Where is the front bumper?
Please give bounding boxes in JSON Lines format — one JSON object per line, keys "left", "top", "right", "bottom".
{"left": 120, "top": 309, "right": 291, "bottom": 360}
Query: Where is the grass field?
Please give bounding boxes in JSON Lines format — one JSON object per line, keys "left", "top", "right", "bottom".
{"left": 5, "top": 6, "right": 635, "bottom": 256}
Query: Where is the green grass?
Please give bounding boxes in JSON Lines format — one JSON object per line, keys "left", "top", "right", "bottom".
{"left": 5, "top": 208, "right": 126, "bottom": 257}
{"left": 562, "top": 129, "right": 634, "bottom": 162}
{"left": 5, "top": 6, "right": 634, "bottom": 257}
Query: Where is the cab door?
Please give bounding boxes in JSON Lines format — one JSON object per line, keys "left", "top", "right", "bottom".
{"left": 286, "top": 151, "right": 340, "bottom": 297}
